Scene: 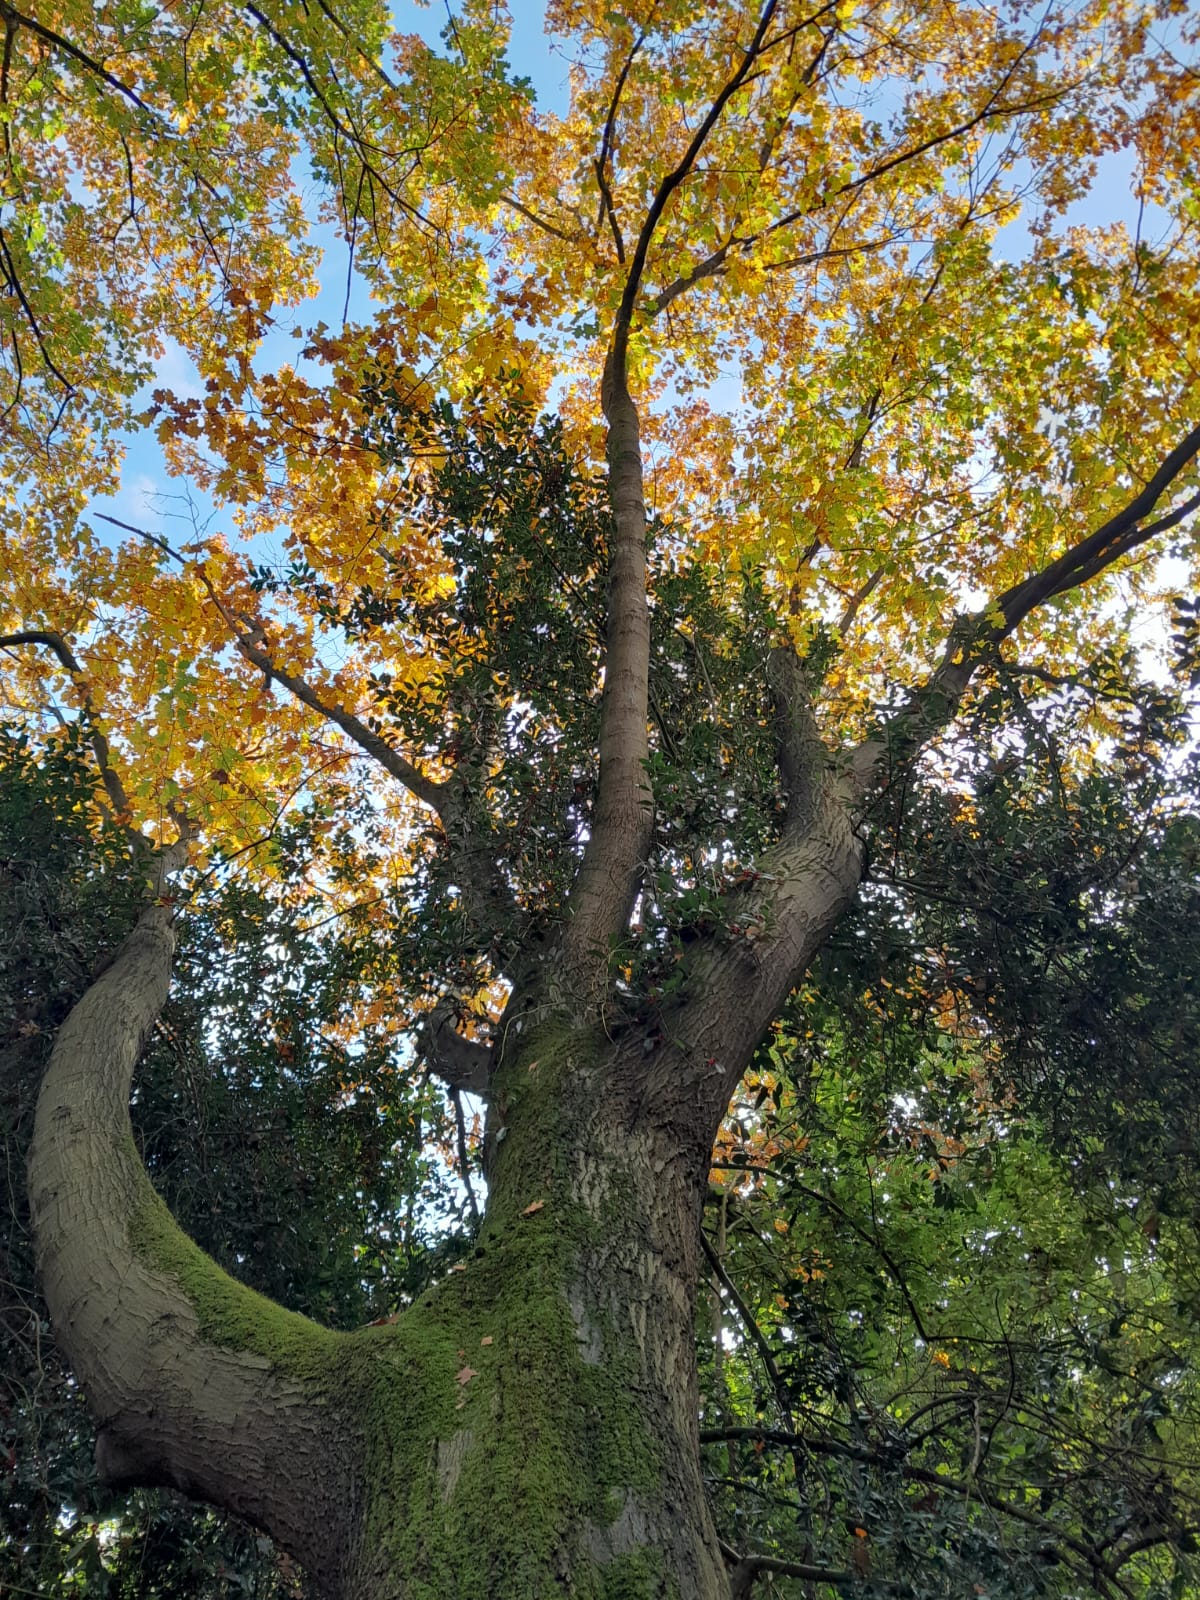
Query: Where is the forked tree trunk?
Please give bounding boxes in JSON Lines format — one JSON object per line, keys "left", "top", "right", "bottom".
{"left": 27, "top": 905, "right": 735, "bottom": 1599}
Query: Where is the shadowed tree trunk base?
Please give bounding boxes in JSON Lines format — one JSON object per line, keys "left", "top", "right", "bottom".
{"left": 338, "top": 1020, "right": 731, "bottom": 1599}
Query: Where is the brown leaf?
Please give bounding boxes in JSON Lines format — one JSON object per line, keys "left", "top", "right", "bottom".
{"left": 480, "top": 1335, "right": 493, "bottom": 1346}
{"left": 455, "top": 1366, "right": 478, "bottom": 1386}
{"left": 521, "top": 1199, "right": 545, "bottom": 1217}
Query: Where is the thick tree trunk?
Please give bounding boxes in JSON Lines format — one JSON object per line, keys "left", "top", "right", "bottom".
{"left": 26, "top": 725, "right": 869, "bottom": 1600}
{"left": 339, "top": 1019, "right": 729, "bottom": 1599}
{"left": 28, "top": 910, "right": 733, "bottom": 1599}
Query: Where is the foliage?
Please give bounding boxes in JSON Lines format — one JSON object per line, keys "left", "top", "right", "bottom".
{"left": 700, "top": 660, "right": 1200, "bottom": 1596}
{"left": 4, "top": 0, "right": 1199, "bottom": 865}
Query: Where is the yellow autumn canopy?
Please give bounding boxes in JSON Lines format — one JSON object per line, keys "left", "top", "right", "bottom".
{"left": 1, "top": 0, "right": 1198, "bottom": 860}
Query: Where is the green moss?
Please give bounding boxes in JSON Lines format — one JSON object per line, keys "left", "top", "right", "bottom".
{"left": 127, "top": 1172, "right": 340, "bottom": 1380}
{"left": 599, "top": 1547, "right": 675, "bottom": 1600}
{"left": 340, "top": 1021, "right": 675, "bottom": 1599}
{"left": 126, "top": 1025, "right": 686, "bottom": 1599}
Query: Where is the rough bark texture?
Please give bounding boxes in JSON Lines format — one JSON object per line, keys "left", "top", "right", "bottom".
{"left": 340, "top": 1019, "right": 730, "bottom": 1599}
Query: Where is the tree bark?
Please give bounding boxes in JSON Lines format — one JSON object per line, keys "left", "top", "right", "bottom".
{"left": 340, "top": 1017, "right": 731, "bottom": 1598}
{"left": 26, "top": 901, "right": 360, "bottom": 1593}
{"left": 27, "top": 901, "right": 750, "bottom": 1598}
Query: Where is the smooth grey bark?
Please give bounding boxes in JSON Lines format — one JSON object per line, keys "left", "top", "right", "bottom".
{"left": 27, "top": 900, "right": 358, "bottom": 1594}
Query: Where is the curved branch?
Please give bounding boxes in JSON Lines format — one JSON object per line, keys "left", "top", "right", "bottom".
{"left": 27, "top": 902, "right": 356, "bottom": 1589}
{"left": 0, "top": 628, "right": 191, "bottom": 889}
{"left": 728, "top": 1549, "right": 856, "bottom": 1598}
{"left": 97, "top": 514, "right": 526, "bottom": 962}
{"left": 0, "top": 628, "right": 130, "bottom": 816}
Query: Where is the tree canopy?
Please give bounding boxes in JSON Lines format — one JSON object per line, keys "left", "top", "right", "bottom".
{"left": 2, "top": 3, "right": 1200, "bottom": 1598}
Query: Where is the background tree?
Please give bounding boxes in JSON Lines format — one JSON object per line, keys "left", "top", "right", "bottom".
{"left": 2, "top": 2, "right": 1200, "bottom": 1597}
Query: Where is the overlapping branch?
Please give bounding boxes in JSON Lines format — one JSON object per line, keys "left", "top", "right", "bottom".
{"left": 645, "top": 24, "right": 1063, "bottom": 321}
{"left": 97, "top": 514, "right": 522, "bottom": 959}
{"left": 0, "top": 626, "right": 191, "bottom": 887}
{"left": 419, "top": 999, "right": 493, "bottom": 1097}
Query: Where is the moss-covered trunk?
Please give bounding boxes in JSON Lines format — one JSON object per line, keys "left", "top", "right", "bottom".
{"left": 337, "top": 1020, "right": 728, "bottom": 1600}
{"left": 31, "top": 903, "right": 732, "bottom": 1598}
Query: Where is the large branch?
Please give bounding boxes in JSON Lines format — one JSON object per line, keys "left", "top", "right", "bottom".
{"left": 767, "top": 644, "right": 828, "bottom": 833}
{"left": 27, "top": 900, "right": 358, "bottom": 1589}
{"left": 419, "top": 999, "right": 494, "bottom": 1097}
{"left": 561, "top": 366, "right": 655, "bottom": 986}
{"left": 849, "top": 417, "right": 1200, "bottom": 790}
{"left": 666, "top": 778, "right": 866, "bottom": 1131}
{"left": 563, "top": 3, "right": 780, "bottom": 991}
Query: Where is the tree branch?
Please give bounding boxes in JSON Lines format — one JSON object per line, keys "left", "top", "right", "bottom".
{"left": 0, "top": 627, "right": 191, "bottom": 888}
{"left": 27, "top": 901, "right": 354, "bottom": 1590}
{"left": 706, "top": 1425, "right": 1136, "bottom": 1592}
{"left": 700, "top": 1231, "right": 802, "bottom": 1442}
{"left": 450, "top": 1086, "right": 482, "bottom": 1226}
{"left": 0, "top": 0, "right": 149, "bottom": 111}
{"left": 728, "top": 1549, "right": 856, "bottom": 1599}
{"left": 565, "top": 4, "right": 781, "bottom": 993}
{"left": 234, "top": 622, "right": 447, "bottom": 810}
{"left": 97, "top": 514, "right": 526, "bottom": 965}
{"left": 609, "top": 0, "right": 779, "bottom": 375}
{"left": 850, "top": 417, "right": 1200, "bottom": 792}
{"left": 419, "top": 1000, "right": 494, "bottom": 1097}
{"left": 592, "top": 26, "right": 646, "bottom": 263}
{"left": 96, "top": 514, "right": 445, "bottom": 807}
{"left": 993, "top": 424, "right": 1200, "bottom": 631}
{"left": 646, "top": 29, "right": 1062, "bottom": 323}
{"left": 767, "top": 644, "right": 828, "bottom": 834}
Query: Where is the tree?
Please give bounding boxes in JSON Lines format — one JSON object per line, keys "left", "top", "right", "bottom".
{"left": 2, "top": 1, "right": 1200, "bottom": 1596}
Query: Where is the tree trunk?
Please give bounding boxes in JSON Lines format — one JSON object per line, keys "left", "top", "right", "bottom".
{"left": 28, "top": 910, "right": 734, "bottom": 1599}
{"left": 341, "top": 1019, "right": 729, "bottom": 1599}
